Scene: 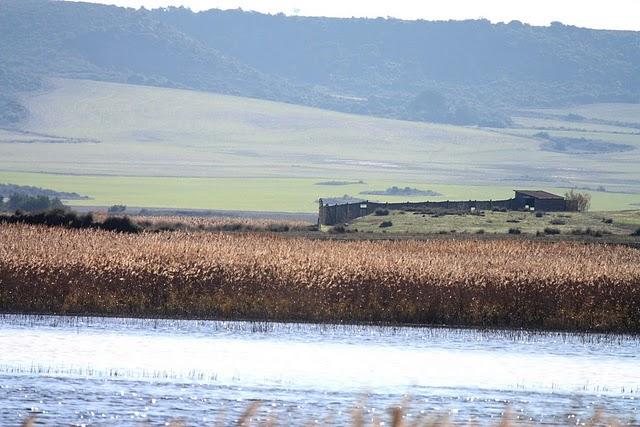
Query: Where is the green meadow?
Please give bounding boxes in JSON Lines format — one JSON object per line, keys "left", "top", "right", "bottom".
{"left": 0, "top": 171, "right": 636, "bottom": 212}
{"left": 1, "top": 78, "right": 639, "bottom": 212}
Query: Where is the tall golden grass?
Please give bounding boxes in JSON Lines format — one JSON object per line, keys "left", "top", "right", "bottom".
{"left": 96, "top": 213, "right": 313, "bottom": 232}
{"left": 1, "top": 224, "right": 639, "bottom": 332}
{"left": 131, "top": 214, "right": 313, "bottom": 232}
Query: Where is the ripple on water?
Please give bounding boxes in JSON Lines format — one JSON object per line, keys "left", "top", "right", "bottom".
{"left": 0, "top": 315, "right": 638, "bottom": 425}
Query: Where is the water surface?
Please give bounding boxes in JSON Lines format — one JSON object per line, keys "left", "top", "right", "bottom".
{"left": 0, "top": 315, "right": 638, "bottom": 425}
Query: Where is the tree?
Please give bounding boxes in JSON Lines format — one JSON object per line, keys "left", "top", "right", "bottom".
{"left": 407, "top": 90, "right": 450, "bottom": 123}
{"left": 565, "top": 189, "right": 591, "bottom": 212}
{"left": 2, "top": 194, "right": 64, "bottom": 213}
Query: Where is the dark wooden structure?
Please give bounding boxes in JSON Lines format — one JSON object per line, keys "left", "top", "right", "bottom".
{"left": 512, "top": 190, "right": 567, "bottom": 212}
{"left": 319, "top": 190, "right": 573, "bottom": 226}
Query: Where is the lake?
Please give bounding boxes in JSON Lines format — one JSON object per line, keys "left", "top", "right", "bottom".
{"left": 0, "top": 315, "right": 638, "bottom": 425}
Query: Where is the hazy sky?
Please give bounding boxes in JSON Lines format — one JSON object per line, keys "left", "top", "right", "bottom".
{"left": 76, "top": 0, "right": 640, "bottom": 30}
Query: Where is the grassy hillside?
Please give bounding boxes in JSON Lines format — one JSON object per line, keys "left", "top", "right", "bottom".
{"left": 1, "top": 0, "right": 639, "bottom": 127}
{"left": 0, "top": 78, "right": 638, "bottom": 212}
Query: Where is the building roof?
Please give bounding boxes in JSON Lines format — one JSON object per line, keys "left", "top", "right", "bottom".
{"left": 514, "top": 190, "right": 564, "bottom": 200}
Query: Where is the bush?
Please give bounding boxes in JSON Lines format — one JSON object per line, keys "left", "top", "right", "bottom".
{"left": 544, "top": 227, "right": 561, "bottom": 235}
{"left": 108, "top": 204, "right": 127, "bottom": 214}
{"left": 0, "top": 208, "right": 92, "bottom": 228}
{"left": 631, "top": 228, "right": 640, "bottom": 236}
{"left": 535, "top": 212, "right": 544, "bottom": 218}
{"left": 602, "top": 218, "right": 613, "bottom": 224}
{"left": 569, "top": 228, "right": 609, "bottom": 237}
{"left": 374, "top": 208, "right": 389, "bottom": 216}
{"left": 100, "top": 216, "right": 141, "bottom": 233}
{"left": 266, "top": 223, "right": 290, "bottom": 232}
{"left": 550, "top": 219, "right": 566, "bottom": 225}
{"left": 329, "top": 225, "right": 346, "bottom": 234}
{"left": 476, "top": 229, "right": 485, "bottom": 234}
{"left": 508, "top": 228, "right": 521, "bottom": 235}
{"left": 1, "top": 193, "right": 64, "bottom": 213}
{"left": 565, "top": 189, "right": 591, "bottom": 212}
{"left": 379, "top": 221, "right": 393, "bottom": 228}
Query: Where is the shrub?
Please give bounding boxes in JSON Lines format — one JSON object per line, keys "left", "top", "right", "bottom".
{"left": 2, "top": 194, "right": 64, "bottom": 213}
{"left": 565, "top": 189, "right": 591, "bottom": 212}
{"left": 379, "top": 221, "right": 393, "bottom": 228}
{"left": 602, "top": 218, "right": 613, "bottom": 224}
{"left": 329, "top": 225, "right": 346, "bottom": 234}
{"left": 101, "top": 216, "right": 141, "bottom": 233}
{"left": 475, "top": 229, "right": 485, "bottom": 234}
{"left": 569, "top": 228, "right": 609, "bottom": 237}
{"left": 550, "top": 219, "right": 566, "bottom": 225}
{"left": 108, "top": 204, "right": 127, "bottom": 214}
{"left": 632, "top": 228, "right": 640, "bottom": 236}
{"left": 535, "top": 212, "right": 544, "bottom": 218}
{"left": 374, "top": 209, "right": 389, "bottom": 216}
{"left": 508, "top": 228, "right": 521, "bottom": 235}
{"left": 544, "top": 227, "right": 561, "bottom": 235}
{"left": 266, "top": 223, "right": 290, "bottom": 233}
{"left": 0, "top": 208, "right": 93, "bottom": 229}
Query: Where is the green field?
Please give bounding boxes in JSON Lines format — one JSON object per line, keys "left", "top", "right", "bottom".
{"left": 349, "top": 209, "right": 640, "bottom": 236}
{"left": 1, "top": 78, "right": 639, "bottom": 212}
{"left": 0, "top": 171, "right": 637, "bottom": 212}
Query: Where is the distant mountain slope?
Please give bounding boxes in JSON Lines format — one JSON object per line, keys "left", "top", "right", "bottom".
{"left": 0, "top": 0, "right": 315, "bottom": 119}
{"left": 1, "top": 0, "right": 639, "bottom": 126}
{"left": 158, "top": 9, "right": 640, "bottom": 117}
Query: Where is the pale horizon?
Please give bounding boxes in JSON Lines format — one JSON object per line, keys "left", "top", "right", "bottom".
{"left": 67, "top": 0, "right": 640, "bottom": 31}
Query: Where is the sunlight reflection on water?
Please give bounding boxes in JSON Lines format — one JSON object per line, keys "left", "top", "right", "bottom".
{"left": 0, "top": 315, "right": 638, "bottom": 425}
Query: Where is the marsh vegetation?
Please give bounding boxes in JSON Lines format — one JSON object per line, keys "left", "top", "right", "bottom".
{"left": 1, "top": 224, "right": 639, "bottom": 332}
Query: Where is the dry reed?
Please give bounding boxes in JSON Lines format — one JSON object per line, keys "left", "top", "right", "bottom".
{"left": 1, "top": 224, "right": 639, "bottom": 332}
{"left": 110, "top": 214, "right": 313, "bottom": 233}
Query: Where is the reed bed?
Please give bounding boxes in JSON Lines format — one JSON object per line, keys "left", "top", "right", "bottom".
{"left": 1, "top": 224, "right": 639, "bottom": 332}
{"left": 126, "top": 214, "right": 314, "bottom": 233}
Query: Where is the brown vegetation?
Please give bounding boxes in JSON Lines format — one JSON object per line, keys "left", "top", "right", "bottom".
{"left": 126, "top": 214, "right": 314, "bottom": 233}
{"left": 1, "top": 224, "right": 640, "bottom": 332}
{"left": 565, "top": 189, "right": 592, "bottom": 212}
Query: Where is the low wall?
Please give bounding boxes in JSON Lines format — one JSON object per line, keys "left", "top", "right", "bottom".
{"left": 319, "top": 199, "right": 514, "bottom": 226}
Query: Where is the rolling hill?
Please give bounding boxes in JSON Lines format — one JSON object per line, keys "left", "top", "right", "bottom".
{"left": 1, "top": 1, "right": 639, "bottom": 212}
{"left": 1, "top": 0, "right": 639, "bottom": 126}
{"left": 0, "top": 78, "right": 638, "bottom": 211}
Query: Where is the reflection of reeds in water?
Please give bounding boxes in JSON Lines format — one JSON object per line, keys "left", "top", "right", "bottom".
{"left": 20, "top": 404, "right": 622, "bottom": 426}
{"left": 2, "top": 224, "right": 640, "bottom": 332}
